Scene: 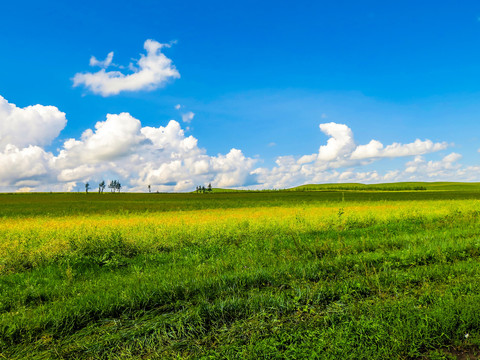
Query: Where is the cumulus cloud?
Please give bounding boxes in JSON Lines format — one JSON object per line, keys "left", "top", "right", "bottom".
{"left": 0, "top": 95, "right": 66, "bottom": 150}
{"left": 55, "top": 113, "right": 146, "bottom": 169}
{"left": 0, "top": 99, "right": 473, "bottom": 192}
{"left": 73, "top": 40, "right": 180, "bottom": 96}
{"left": 251, "top": 151, "right": 468, "bottom": 190}
{"left": 355, "top": 152, "right": 470, "bottom": 183}
{"left": 50, "top": 112, "right": 257, "bottom": 192}
{"left": 252, "top": 122, "right": 451, "bottom": 189}
{"left": 403, "top": 153, "right": 462, "bottom": 176}
{"left": 351, "top": 139, "right": 448, "bottom": 159}
{"left": 292, "top": 122, "right": 447, "bottom": 170}
{"left": 317, "top": 122, "right": 356, "bottom": 162}
{"left": 0, "top": 144, "right": 54, "bottom": 187}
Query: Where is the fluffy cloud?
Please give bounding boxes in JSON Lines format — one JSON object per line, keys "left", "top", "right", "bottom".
{"left": 317, "top": 123, "right": 356, "bottom": 162}
{"left": 251, "top": 151, "right": 469, "bottom": 190}
{"left": 51, "top": 113, "right": 256, "bottom": 191}
{"left": 0, "top": 98, "right": 474, "bottom": 192}
{"left": 252, "top": 122, "right": 451, "bottom": 189}
{"left": 294, "top": 122, "right": 447, "bottom": 169}
{"left": 133, "top": 121, "right": 256, "bottom": 191}
{"left": 73, "top": 40, "right": 180, "bottom": 96}
{"left": 360, "top": 152, "right": 469, "bottom": 183}
{"left": 403, "top": 153, "right": 462, "bottom": 176}
{"left": 0, "top": 95, "right": 66, "bottom": 150}
{"left": 351, "top": 139, "right": 448, "bottom": 159}
{"left": 55, "top": 113, "right": 146, "bottom": 169}
{"left": 0, "top": 145, "right": 54, "bottom": 187}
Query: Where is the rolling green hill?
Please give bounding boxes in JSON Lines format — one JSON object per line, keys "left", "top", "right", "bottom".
{"left": 210, "top": 182, "right": 480, "bottom": 193}
{"left": 290, "top": 182, "right": 480, "bottom": 191}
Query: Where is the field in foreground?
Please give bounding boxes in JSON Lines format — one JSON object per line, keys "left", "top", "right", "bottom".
{"left": 2, "top": 189, "right": 480, "bottom": 359}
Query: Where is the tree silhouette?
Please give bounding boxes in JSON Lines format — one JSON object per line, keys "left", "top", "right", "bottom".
{"left": 85, "top": 182, "right": 90, "bottom": 194}
{"left": 107, "top": 180, "right": 122, "bottom": 193}
{"left": 109, "top": 180, "right": 116, "bottom": 193}
{"left": 99, "top": 181, "right": 105, "bottom": 193}
{"left": 207, "top": 183, "right": 212, "bottom": 192}
{"left": 148, "top": 184, "right": 151, "bottom": 193}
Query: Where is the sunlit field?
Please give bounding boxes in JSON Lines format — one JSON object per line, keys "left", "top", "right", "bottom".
{"left": 2, "top": 187, "right": 480, "bottom": 359}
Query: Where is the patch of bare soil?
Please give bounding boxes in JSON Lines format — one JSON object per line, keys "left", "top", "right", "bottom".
{"left": 444, "top": 346, "right": 480, "bottom": 360}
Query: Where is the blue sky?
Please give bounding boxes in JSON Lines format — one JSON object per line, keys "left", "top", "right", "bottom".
{"left": 1, "top": 0, "right": 480, "bottom": 191}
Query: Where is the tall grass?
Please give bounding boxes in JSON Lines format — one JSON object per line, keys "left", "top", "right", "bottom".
{"left": 1, "top": 195, "right": 480, "bottom": 358}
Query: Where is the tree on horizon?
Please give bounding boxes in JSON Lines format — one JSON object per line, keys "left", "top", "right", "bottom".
{"left": 99, "top": 181, "right": 105, "bottom": 193}
{"left": 108, "top": 180, "right": 117, "bottom": 193}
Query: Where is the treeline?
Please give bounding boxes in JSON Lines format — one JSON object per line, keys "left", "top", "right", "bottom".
{"left": 195, "top": 183, "right": 212, "bottom": 193}
{"left": 83, "top": 182, "right": 216, "bottom": 194}
{"left": 84, "top": 180, "right": 122, "bottom": 194}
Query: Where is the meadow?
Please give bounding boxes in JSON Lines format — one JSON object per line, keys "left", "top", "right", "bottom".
{"left": 1, "top": 185, "right": 480, "bottom": 359}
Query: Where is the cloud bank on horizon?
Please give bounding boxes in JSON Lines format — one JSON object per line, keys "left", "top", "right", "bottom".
{"left": 0, "top": 93, "right": 471, "bottom": 193}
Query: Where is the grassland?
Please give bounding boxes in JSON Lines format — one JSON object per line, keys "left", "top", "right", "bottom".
{"left": 290, "top": 181, "right": 480, "bottom": 192}
{"left": 2, "top": 185, "right": 480, "bottom": 359}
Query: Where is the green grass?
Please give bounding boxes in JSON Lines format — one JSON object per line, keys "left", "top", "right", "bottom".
{"left": 4, "top": 185, "right": 480, "bottom": 217}
{"left": 290, "top": 181, "right": 480, "bottom": 192}
{"left": 2, "top": 187, "right": 480, "bottom": 359}
{"left": 203, "top": 181, "right": 480, "bottom": 193}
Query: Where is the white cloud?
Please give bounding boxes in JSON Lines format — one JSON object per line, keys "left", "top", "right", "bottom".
{"left": 402, "top": 153, "right": 462, "bottom": 178}
{"left": 0, "top": 95, "right": 66, "bottom": 150}
{"left": 443, "top": 152, "right": 462, "bottom": 163}
{"left": 0, "top": 144, "right": 54, "bottom": 187}
{"left": 0, "top": 99, "right": 474, "bottom": 192}
{"left": 181, "top": 111, "right": 195, "bottom": 123}
{"left": 317, "top": 122, "right": 356, "bottom": 162}
{"left": 251, "top": 122, "right": 451, "bottom": 189}
{"left": 89, "top": 51, "right": 114, "bottom": 68}
{"left": 73, "top": 40, "right": 180, "bottom": 96}
{"left": 351, "top": 139, "right": 448, "bottom": 159}
{"left": 291, "top": 122, "right": 447, "bottom": 172}
{"left": 47, "top": 112, "right": 257, "bottom": 191}
{"left": 297, "top": 153, "right": 317, "bottom": 165}
{"left": 251, "top": 150, "right": 466, "bottom": 190}
{"left": 210, "top": 149, "right": 257, "bottom": 187}
{"left": 349, "top": 140, "right": 383, "bottom": 159}
{"left": 141, "top": 119, "right": 199, "bottom": 155}
{"left": 55, "top": 112, "right": 146, "bottom": 169}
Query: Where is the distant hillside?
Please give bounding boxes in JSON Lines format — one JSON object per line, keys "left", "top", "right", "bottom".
{"left": 210, "top": 182, "right": 480, "bottom": 193}
{"left": 289, "top": 182, "right": 480, "bottom": 191}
